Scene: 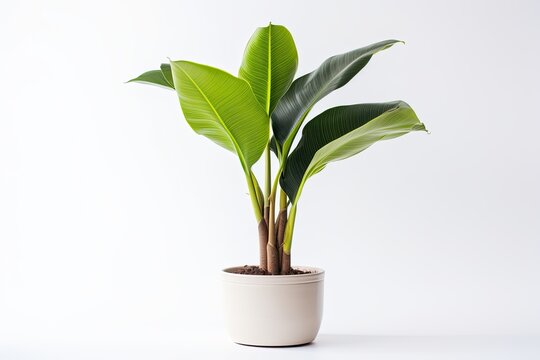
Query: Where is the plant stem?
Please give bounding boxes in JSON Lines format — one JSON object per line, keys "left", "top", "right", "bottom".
{"left": 277, "top": 189, "right": 288, "bottom": 274}
{"left": 263, "top": 145, "right": 271, "bottom": 225}
{"left": 264, "top": 146, "right": 271, "bottom": 207}
{"left": 266, "top": 164, "right": 285, "bottom": 274}
{"left": 283, "top": 203, "right": 297, "bottom": 255}
{"left": 281, "top": 247, "right": 290, "bottom": 275}
{"left": 259, "top": 144, "right": 271, "bottom": 271}
{"left": 246, "top": 170, "right": 266, "bottom": 269}
{"left": 266, "top": 198, "right": 279, "bottom": 274}
{"left": 250, "top": 171, "right": 264, "bottom": 214}
{"left": 280, "top": 188, "right": 287, "bottom": 210}
{"left": 258, "top": 219, "right": 268, "bottom": 270}
{"left": 282, "top": 170, "right": 309, "bottom": 256}
{"left": 245, "top": 172, "right": 263, "bottom": 222}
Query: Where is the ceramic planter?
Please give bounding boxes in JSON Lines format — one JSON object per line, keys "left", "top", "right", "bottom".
{"left": 221, "top": 266, "right": 325, "bottom": 346}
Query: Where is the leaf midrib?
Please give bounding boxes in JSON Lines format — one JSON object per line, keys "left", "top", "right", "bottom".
{"left": 266, "top": 24, "right": 272, "bottom": 114}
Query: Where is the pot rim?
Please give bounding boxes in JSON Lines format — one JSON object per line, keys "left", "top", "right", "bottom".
{"left": 221, "top": 265, "right": 325, "bottom": 285}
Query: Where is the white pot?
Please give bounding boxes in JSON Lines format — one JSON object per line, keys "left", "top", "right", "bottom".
{"left": 221, "top": 266, "right": 325, "bottom": 347}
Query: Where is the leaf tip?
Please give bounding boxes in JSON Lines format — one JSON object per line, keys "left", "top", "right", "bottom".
{"left": 386, "top": 39, "right": 405, "bottom": 46}
{"left": 125, "top": 77, "right": 140, "bottom": 85}
{"left": 414, "top": 123, "right": 429, "bottom": 133}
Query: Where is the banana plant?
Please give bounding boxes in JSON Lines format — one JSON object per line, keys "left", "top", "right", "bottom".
{"left": 129, "top": 24, "right": 426, "bottom": 275}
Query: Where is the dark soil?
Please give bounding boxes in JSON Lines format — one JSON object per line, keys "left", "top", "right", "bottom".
{"left": 228, "top": 265, "right": 311, "bottom": 276}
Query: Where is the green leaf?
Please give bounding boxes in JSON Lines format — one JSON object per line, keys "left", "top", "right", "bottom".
{"left": 272, "top": 40, "right": 402, "bottom": 156}
{"left": 128, "top": 63, "right": 175, "bottom": 89}
{"left": 269, "top": 136, "right": 279, "bottom": 157}
{"left": 160, "top": 63, "right": 174, "bottom": 88}
{"left": 239, "top": 23, "right": 298, "bottom": 115}
{"left": 280, "top": 101, "right": 426, "bottom": 203}
{"left": 170, "top": 60, "right": 269, "bottom": 170}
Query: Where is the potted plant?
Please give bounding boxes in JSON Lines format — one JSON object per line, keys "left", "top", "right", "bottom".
{"left": 129, "top": 23, "right": 426, "bottom": 346}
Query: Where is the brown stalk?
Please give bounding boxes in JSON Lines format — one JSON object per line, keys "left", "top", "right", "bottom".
{"left": 264, "top": 205, "right": 269, "bottom": 226}
{"left": 278, "top": 189, "right": 290, "bottom": 274}
{"left": 266, "top": 201, "right": 279, "bottom": 274}
{"left": 258, "top": 219, "right": 268, "bottom": 271}
{"left": 281, "top": 251, "right": 290, "bottom": 275}
{"left": 276, "top": 209, "right": 287, "bottom": 269}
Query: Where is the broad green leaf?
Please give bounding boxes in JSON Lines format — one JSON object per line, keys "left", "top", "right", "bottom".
{"left": 239, "top": 23, "right": 298, "bottom": 115}
{"left": 128, "top": 63, "right": 175, "bottom": 90}
{"left": 272, "top": 40, "right": 402, "bottom": 156}
{"left": 280, "top": 101, "right": 426, "bottom": 203}
{"left": 170, "top": 60, "right": 269, "bottom": 170}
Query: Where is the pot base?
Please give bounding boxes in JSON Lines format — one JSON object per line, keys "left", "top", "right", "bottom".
{"left": 234, "top": 340, "right": 314, "bottom": 348}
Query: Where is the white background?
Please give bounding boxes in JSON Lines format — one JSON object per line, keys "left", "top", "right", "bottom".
{"left": 1, "top": 0, "right": 539, "bottom": 358}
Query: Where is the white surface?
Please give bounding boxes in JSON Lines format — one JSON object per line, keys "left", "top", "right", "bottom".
{"left": 1, "top": 0, "right": 540, "bottom": 356}
{"left": 1, "top": 333, "right": 539, "bottom": 360}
